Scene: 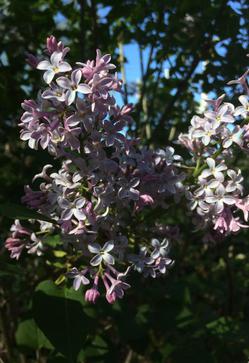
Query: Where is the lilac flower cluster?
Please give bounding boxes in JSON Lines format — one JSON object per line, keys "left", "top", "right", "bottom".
{"left": 5, "top": 219, "right": 45, "bottom": 259}
{"left": 179, "top": 66, "right": 249, "bottom": 241}
{"left": 5, "top": 36, "right": 249, "bottom": 302}
{"left": 6, "top": 36, "right": 180, "bottom": 303}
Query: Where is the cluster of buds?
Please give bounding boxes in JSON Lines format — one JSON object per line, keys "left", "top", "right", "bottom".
{"left": 5, "top": 36, "right": 249, "bottom": 302}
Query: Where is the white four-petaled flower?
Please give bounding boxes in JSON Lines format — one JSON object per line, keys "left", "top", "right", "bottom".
{"left": 200, "top": 158, "right": 227, "bottom": 181}
{"left": 88, "top": 241, "right": 115, "bottom": 266}
{"left": 37, "top": 51, "right": 72, "bottom": 84}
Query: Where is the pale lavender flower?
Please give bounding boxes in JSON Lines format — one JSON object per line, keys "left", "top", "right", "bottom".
{"left": 200, "top": 158, "right": 227, "bottom": 180}
{"left": 66, "top": 99, "right": 93, "bottom": 130}
{"left": 88, "top": 241, "right": 115, "bottom": 266}
{"left": 193, "top": 120, "right": 219, "bottom": 146}
{"left": 42, "top": 85, "right": 67, "bottom": 102}
{"left": 129, "top": 246, "right": 154, "bottom": 273}
{"left": 37, "top": 51, "right": 72, "bottom": 84}
{"left": 205, "top": 185, "right": 236, "bottom": 213}
{"left": 102, "top": 120, "right": 125, "bottom": 147}
{"left": 151, "top": 238, "right": 169, "bottom": 259}
{"left": 68, "top": 267, "right": 90, "bottom": 290}
{"left": 59, "top": 197, "right": 86, "bottom": 221}
{"left": 56, "top": 69, "right": 91, "bottom": 105}
{"left": 102, "top": 272, "right": 130, "bottom": 304}
{"left": 50, "top": 170, "right": 81, "bottom": 189}
{"left": 195, "top": 177, "right": 220, "bottom": 196}
{"left": 20, "top": 99, "right": 41, "bottom": 124}
{"left": 205, "top": 104, "right": 234, "bottom": 124}
{"left": 156, "top": 256, "right": 174, "bottom": 274}
{"left": 104, "top": 272, "right": 130, "bottom": 297}
{"left": 118, "top": 178, "right": 140, "bottom": 201}
{"left": 155, "top": 147, "right": 182, "bottom": 166}
{"left": 226, "top": 169, "right": 243, "bottom": 193}
{"left": 27, "top": 233, "right": 43, "bottom": 256}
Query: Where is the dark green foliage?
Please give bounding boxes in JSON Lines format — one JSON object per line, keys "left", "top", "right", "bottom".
{"left": 0, "top": 203, "right": 55, "bottom": 222}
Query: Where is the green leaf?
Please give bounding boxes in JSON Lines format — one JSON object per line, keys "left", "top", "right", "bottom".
{"left": 15, "top": 319, "right": 53, "bottom": 350}
{"left": 33, "top": 280, "right": 95, "bottom": 361}
{"left": 0, "top": 202, "right": 55, "bottom": 223}
{"left": 53, "top": 250, "right": 67, "bottom": 258}
{"left": 43, "top": 235, "right": 62, "bottom": 247}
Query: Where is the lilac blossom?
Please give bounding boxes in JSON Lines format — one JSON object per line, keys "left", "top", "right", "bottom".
{"left": 59, "top": 197, "right": 86, "bottom": 221}
{"left": 37, "top": 51, "right": 72, "bottom": 84}
{"left": 200, "top": 158, "right": 227, "bottom": 180}
{"left": 88, "top": 241, "right": 115, "bottom": 266}
{"left": 56, "top": 69, "right": 91, "bottom": 105}
{"left": 129, "top": 247, "right": 154, "bottom": 273}
{"left": 68, "top": 267, "right": 90, "bottom": 290}
{"left": 7, "top": 34, "right": 249, "bottom": 305}
{"left": 226, "top": 169, "right": 243, "bottom": 193}
{"left": 151, "top": 238, "right": 169, "bottom": 259}
{"left": 193, "top": 120, "right": 219, "bottom": 146}
{"left": 205, "top": 103, "right": 235, "bottom": 124}
{"left": 156, "top": 257, "right": 174, "bottom": 274}
{"left": 205, "top": 185, "right": 236, "bottom": 213}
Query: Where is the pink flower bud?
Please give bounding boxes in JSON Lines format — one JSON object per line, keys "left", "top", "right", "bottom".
{"left": 85, "top": 288, "right": 100, "bottom": 304}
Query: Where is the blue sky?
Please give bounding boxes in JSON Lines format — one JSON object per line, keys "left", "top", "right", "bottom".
{"left": 54, "top": 1, "right": 247, "bottom": 109}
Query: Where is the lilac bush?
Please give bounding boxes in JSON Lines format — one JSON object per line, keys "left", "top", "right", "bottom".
{"left": 5, "top": 36, "right": 249, "bottom": 304}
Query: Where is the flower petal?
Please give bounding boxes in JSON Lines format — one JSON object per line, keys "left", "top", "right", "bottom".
{"left": 77, "top": 83, "right": 92, "bottom": 94}
{"left": 239, "top": 95, "right": 248, "bottom": 108}
{"left": 103, "top": 253, "right": 115, "bottom": 265}
{"left": 56, "top": 76, "right": 71, "bottom": 89}
{"left": 61, "top": 208, "right": 73, "bottom": 220}
{"left": 88, "top": 242, "right": 101, "bottom": 253}
{"left": 90, "top": 254, "right": 102, "bottom": 266}
{"left": 58, "top": 62, "right": 72, "bottom": 73}
{"left": 206, "top": 158, "right": 215, "bottom": 169}
{"left": 73, "top": 276, "right": 82, "bottom": 291}
{"left": 37, "top": 60, "right": 51, "bottom": 70}
{"left": 74, "top": 208, "right": 86, "bottom": 221}
{"left": 66, "top": 90, "right": 76, "bottom": 105}
{"left": 102, "top": 240, "right": 114, "bottom": 253}
{"left": 72, "top": 69, "right": 82, "bottom": 85}
{"left": 51, "top": 51, "right": 63, "bottom": 67}
{"left": 43, "top": 70, "right": 54, "bottom": 84}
